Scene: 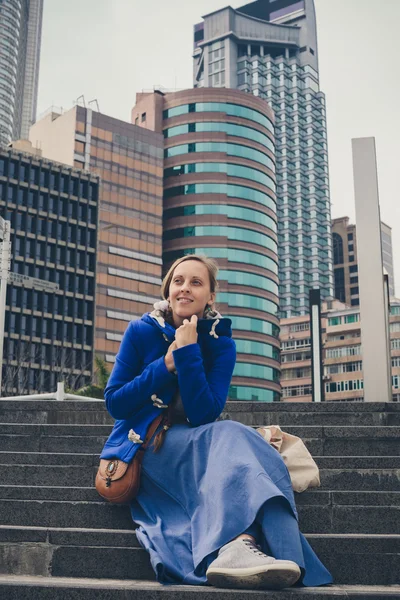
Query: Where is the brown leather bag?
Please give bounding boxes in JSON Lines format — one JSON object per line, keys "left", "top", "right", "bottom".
{"left": 95, "top": 416, "right": 163, "bottom": 504}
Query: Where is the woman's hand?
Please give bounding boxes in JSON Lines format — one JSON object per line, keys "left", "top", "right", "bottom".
{"left": 175, "top": 315, "right": 198, "bottom": 348}
{"left": 164, "top": 341, "right": 178, "bottom": 373}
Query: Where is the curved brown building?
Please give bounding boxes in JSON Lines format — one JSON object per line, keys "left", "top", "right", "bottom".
{"left": 132, "top": 88, "right": 280, "bottom": 402}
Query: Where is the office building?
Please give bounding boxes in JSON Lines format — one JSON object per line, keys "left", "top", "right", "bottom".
{"left": 280, "top": 299, "right": 400, "bottom": 402}
{"left": 0, "top": 142, "right": 99, "bottom": 394}
{"left": 193, "top": 0, "right": 333, "bottom": 317}
{"left": 29, "top": 105, "right": 164, "bottom": 367}
{"left": 332, "top": 216, "right": 395, "bottom": 306}
{"left": 0, "top": 0, "right": 43, "bottom": 142}
{"left": 132, "top": 87, "right": 280, "bottom": 402}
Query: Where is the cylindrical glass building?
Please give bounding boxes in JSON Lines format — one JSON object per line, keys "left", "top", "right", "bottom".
{"left": 161, "top": 88, "right": 280, "bottom": 402}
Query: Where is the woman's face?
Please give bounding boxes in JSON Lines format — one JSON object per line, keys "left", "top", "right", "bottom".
{"left": 168, "top": 260, "right": 215, "bottom": 327}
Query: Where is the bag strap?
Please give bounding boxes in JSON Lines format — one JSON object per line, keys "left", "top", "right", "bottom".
{"left": 135, "top": 415, "right": 163, "bottom": 464}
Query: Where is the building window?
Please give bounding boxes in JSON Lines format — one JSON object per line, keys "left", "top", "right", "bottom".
{"left": 328, "top": 316, "right": 341, "bottom": 326}
{"left": 348, "top": 244, "right": 354, "bottom": 252}
{"left": 334, "top": 267, "right": 345, "bottom": 302}
{"left": 344, "top": 313, "right": 359, "bottom": 324}
{"left": 333, "top": 233, "right": 344, "bottom": 265}
{"left": 349, "top": 265, "right": 358, "bottom": 273}
{"left": 348, "top": 233, "right": 353, "bottom": 241}
{"left": 351, "top": 286, "right": 359, "bottom": 296}
{"left": 141, "top": 112, "right": 146, "bottom": 123}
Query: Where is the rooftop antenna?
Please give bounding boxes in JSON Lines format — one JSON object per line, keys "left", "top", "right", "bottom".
{"left": 88, "top": 99, "right": 100, "bottom": 112}
{"left": 75, "top": 95, "right": 86, "bottom": 107}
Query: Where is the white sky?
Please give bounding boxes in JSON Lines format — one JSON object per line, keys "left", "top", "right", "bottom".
{"left": 37, "top": 0, "right": 400, "bottom": 291}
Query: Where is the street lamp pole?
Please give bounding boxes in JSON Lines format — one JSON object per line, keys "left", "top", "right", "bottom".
{"left": 0, "top": 219, "right": 11, "bottom": 393}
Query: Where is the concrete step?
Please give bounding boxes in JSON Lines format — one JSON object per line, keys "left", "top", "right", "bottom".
{"left": 1, "top": 423, "right": 399, "bottom": 456}
{"left": 2, "top": 451, "right": 399, "bottom": 471}
{"left": 0, "top": 463, "right": 399, "bottom": 491}
{"left": 0, "top": 576, "right": 399, "bottom": 600}
{"left": 0, "top": 498, "right": 398, "bottom": 534}
{"left": 1, "top": 399, "right": 399, "bottom": 426}
{"left": 1, "top": 486, "right": 398, "bottom": 507}
{"left": 0, "top": 526, "right": 399, "bottom": 586}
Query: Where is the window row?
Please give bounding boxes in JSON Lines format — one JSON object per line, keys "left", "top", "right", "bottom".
{"left": 281, "top": 338, "right": 311, "bottom": 350}
{"left": 13, "top": 239, "right": 95, "bottom": 271}
{"left": 233, "top": 362, "right": 280, "bottom": 382}
{"left": 235, "top": 339, "right": 279, "bottom": 361}
{"left": 7, "top": 287, "right": 94, "bottom": 319}
{"left": 164, "top": 204, "right": 277, "bottom": 233}
{"left": 0, "top": 158, "right": 97, "bottom": 200}
{"left": 164, "top": 182, "right": 276, "bottom": 211}
{"left": 3, "top": 211, "right": 97, "bottom": 246}
{"left": 163, "top": 102, "right": 274, "bottom": 134}
{"left": 281, "top": 367, "right": 311, "bottom": 380}
{"left": 164, "top": 162, "right": 276, "bottom": 192}
{"left": 326, "top": 379, "right": 363, "bottom": 393}
{"left": 328, "top": 313, "right": 360, "bottom": 327}
{"left": 163, "top": 122, "right": 274, "bottom": 152}
{"left": 281, "top": 351, "right": 311, "bottom": 363}
{"left": 325, "top": 345, "right": 361, "bottom": 359}
{"left": 5, "top": 339, "right": 93, "bottom": 371}
{"left": 229, "top": 385, "right": 278, "bottom": 402}
{"left": 2, "top": 365, "right": 91, "bottom": 395}
{"left": 325, "top": 361, "right": 363, "bottom": 375}
{"left": 230, "top": 315, "right": 279, "bottom": 337}
{"left": 282, "top": 385, "right": 312, "bottom": 398}
{"left": 163, "top": 225, "right": 278, "bottom": 253}
{"left": 0, "top": 184, "right": 97, "bottom": 223}
{"left": 164, "top": 247, "right": 278, "bottom": 275}
{"left": 164, "top": 141, "right": 275, "bottom": 171}
{"left": 219, "top": 269, "right": 278, "bottom": 295}
{"left": 11, "top": 263, "right": 95, "bottom": 295}
{"left": 6, "top": 313, "right": 93, "bottom": 345}
{"left": 218, "top": 292, "right": 278, "bottom": 316}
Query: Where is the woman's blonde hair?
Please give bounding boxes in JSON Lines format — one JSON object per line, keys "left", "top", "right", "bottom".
{"left": 161, "top": 254, "right": 219, "bottom": 308}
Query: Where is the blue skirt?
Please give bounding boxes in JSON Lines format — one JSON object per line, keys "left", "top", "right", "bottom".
{"left": 131, "top": 420, "right": 333, "bottom": 587}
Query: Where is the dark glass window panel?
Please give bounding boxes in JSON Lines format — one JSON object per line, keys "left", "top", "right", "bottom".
{"left": 334, "top": 267, "right": 345, "bottom": 302}
{"left": 333, "top": 233, "right": 344, "bottom": 265}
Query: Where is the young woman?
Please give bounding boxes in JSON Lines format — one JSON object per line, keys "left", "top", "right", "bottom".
{"left": 102, "top": 254, "right": 333, "bottom": 590}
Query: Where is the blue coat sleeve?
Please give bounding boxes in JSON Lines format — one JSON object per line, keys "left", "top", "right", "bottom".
{"left": 104, "top": 321, "right": 176, "bottom": 420}
{"left": 172, "top": 337, "right": 236, "bottom": 427}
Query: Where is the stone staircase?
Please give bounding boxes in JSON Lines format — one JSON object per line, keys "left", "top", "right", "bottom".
{"left": 0, "top": 399, "right": 399, "bottom": 599}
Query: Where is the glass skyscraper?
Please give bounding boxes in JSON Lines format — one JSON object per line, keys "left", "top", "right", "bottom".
{"left": 0, "top": 0, "right": 43, "bottom": 143}
{"left": 193, "top": 0, "right": 333, "bottom": 317}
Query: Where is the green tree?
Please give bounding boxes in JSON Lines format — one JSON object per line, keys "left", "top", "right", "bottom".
{"left": 74, "top": 356, "right": 111, "bottom": 398}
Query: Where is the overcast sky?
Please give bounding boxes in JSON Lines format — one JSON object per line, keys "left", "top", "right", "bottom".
{"left": 37, "top": 0, "right": 400, "bottom": 292}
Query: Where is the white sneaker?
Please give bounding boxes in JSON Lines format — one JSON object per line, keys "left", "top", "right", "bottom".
{"left": 206, "top": 537, "right": 301, "bottom": 590}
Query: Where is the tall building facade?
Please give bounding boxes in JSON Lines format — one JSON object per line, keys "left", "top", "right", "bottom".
{"left": 132, "top": 88, "right": 280, "bottom": 402}
{"left": 0, "top": 142, "right": 99, "bottom": 394}
{"left": 193, "top": 0, "right": 333, "bottom": 317}
{"left": 280, "top": 299, "right": 400, "bottom": 402}
{"left": 29, "top": 105, "right": 164, "bottom": 369}
{"left": 0, "top": 0, "right": 43, "bottom": 143}
{"left": 332, "top": 216, "right": 395, "bottom": 306}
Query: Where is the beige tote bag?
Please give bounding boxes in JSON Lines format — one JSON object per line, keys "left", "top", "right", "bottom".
{"left": 256, "top": 425, "right": 320, "bottom": 493}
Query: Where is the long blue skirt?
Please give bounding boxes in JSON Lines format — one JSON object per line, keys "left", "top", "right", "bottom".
{"left": 130, "top": 420, "right": 333, "bottom": 587}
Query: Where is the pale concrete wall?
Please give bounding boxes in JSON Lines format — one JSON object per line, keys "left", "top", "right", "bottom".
{"left": 29, "top": 106, "right": 77, "bottom": 166}
{"left": 353, "top": 137, "right": 392, "bottom": 402}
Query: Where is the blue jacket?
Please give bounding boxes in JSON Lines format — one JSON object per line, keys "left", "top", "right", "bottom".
{"left": 101, "top": 312, "right": 236, "bottom": 462}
